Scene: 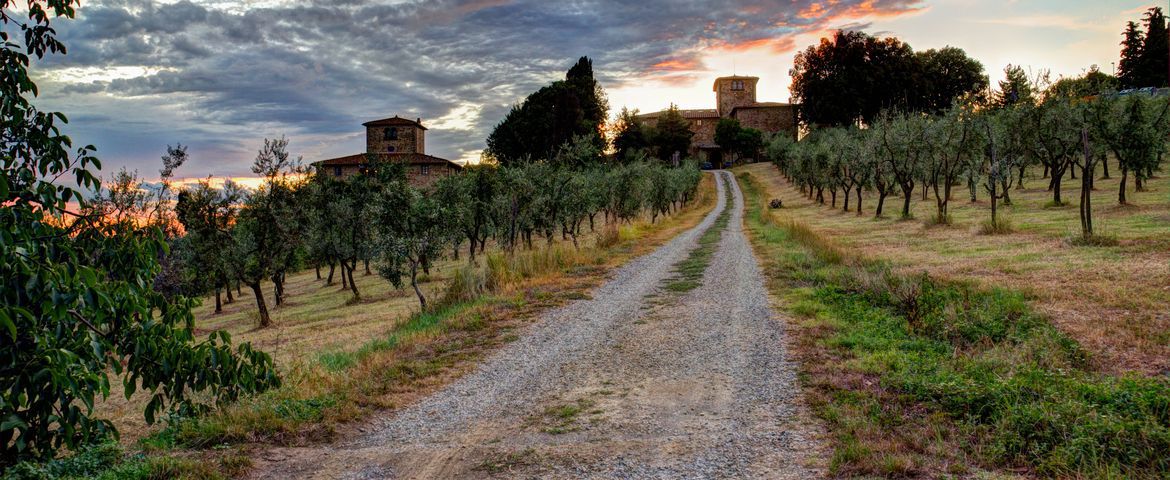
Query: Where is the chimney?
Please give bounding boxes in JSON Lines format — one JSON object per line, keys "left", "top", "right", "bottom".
{"left": 416, "top": 117, "right": 422, "bottom": 125}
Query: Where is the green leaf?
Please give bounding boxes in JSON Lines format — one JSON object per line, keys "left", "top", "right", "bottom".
{"left": 0, "top": 310, "right": 15, "bottom": 340}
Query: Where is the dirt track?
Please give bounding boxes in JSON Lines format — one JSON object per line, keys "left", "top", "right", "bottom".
{"left": 251, "top": 172, "right": 823, "bottom": 479}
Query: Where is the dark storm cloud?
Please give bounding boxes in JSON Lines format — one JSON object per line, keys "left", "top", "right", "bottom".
{"left": 36, "top": 0, "right": 924, "bottom": 177}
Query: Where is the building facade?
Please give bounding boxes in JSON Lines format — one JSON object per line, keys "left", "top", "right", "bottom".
{"left": 637, "top": 76, "right": 797, "bottom": 161}
{"left": 313, "top": 116, "right": 462, "bottom": 188}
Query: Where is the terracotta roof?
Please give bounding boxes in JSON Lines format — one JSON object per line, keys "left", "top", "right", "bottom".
{"left": 362, "top": 116, "right": 427, "bottom": 130}
{"left": 637, "top": 109, "right": 719, "bottom": 120}
{"left": 312, "top": 153, "right": 461, "bottom": 168}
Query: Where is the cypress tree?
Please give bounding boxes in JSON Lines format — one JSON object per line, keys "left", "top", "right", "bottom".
{"left": 1118, "top": 21, "right": 1144, "bottom": 88}
{"left": 1139, "top": 7, "right": 1169, "bottom": 88}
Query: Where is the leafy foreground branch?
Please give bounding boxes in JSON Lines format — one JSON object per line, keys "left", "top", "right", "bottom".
{"left": 738, "top": 172, "right": 1170, "bottom": 479}
{"left": 1, "top": 0, "right": 279, "bottom": 469}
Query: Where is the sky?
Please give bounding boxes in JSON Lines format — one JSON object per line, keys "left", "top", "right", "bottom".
{"left": 19, "top": 0, "right": 1158, "bottom": 184}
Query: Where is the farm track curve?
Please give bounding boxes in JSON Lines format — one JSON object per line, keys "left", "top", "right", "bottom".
{"left": 251, "top": 171, "right": 823, "bottom": 479}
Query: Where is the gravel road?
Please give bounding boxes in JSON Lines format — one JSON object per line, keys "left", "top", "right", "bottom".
{"left": 252, "top": 172, "right": 823, "bottom": 479}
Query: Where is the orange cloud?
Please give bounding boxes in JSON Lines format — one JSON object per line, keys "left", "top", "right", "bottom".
{"left": 651, "top": 58, "right": 704, "bottom": 72}
{"left": 711, "top": 36, "right": 797, "bottom": 55}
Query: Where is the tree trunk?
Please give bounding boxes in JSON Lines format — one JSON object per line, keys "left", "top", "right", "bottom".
{"left": 1101, "top": 153, "right": 1110, "bottom": 179}
{"left": 1079, "top": 129, "right": 1094, "bottom": 238}
{"left": 214, "top": 287, "right": 223, "bottom": 314}
{"left": 364, "top": 258, "right": 371, "bottom": 275}
{"left": 842, "top": 187, "right": 850, "bottom": 211}
{"left": 900, "top": 184, "right": 914, "bottom": 218}
{"left": 326, "top": 262, "right": 336, "bottom": 285}
{"left": 315, "top": 264, "right": 321, "bottom": 280}
{"left": 1119, "top": 167, "right": 1128, "bottom": 204}
{"left": 346, "top": 260, "right": 360, "bottom": 301}
{"left": 250, "top": 282, "right": 271, "bottom": 328}
{"left": 855, "top": 187, "right": 863, "bottom": 215}
{"left": 224, "top": 281, "right": 234, "bottom": 304}
{"left": 410, "top": 267, "right": 427, "bottom": 310}
{"left": 876, "top": 191, "right": 888, "bottom": 218}
{"left": 1016, "top": 165, "right": 1027, "bottom": 189}
{"left": 830, "top": 188, "right": 837, "bottom": 208}
{"left": 341, "top": 263, "right": 349, "bottom": 289}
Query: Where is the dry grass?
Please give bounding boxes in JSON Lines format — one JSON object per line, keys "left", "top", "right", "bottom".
{"left": 96, "top": 174, "right": 717, "bottom": 452}
{"left": 738, "top": 162, "right": 1170, "bottom": 375}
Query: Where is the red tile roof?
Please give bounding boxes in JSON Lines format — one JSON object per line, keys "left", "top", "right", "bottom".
{"left": 312, "top": 153, "right": 462, "bottom": 168}
{"left": 362, "top": 116, "right": 427, "bottom": 130}
{"left": 636, "top": 109, "right": 719, "bottom": 120}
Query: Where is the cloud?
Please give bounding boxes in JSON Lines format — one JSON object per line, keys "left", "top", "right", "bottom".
{"left": 31, "top": 0, "right": 926, "bottom": 178}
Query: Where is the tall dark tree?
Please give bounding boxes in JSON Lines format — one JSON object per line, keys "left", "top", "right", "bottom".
{"left": 1139, "top": 7, "right": 1169, "bottom": 88}
{"left": 1118, "top": 20, "right": 1146, "bottom": 88}
{"left": 612, "top": 107, "right": 650, "bottom": 161}
{"left": 650, "top": 104, "right": 693, "bottom": 162}
{"left": 1118, "top": 21, "right": 1146, "bottom": 88}
{"left": 994, "top": 64, "right": 1035, "bottom": 108}
{"left": 790, "top": 30, "right": 930, "bottom": 127}
{"left": 485, "top": 57, "right": 608, "bottom": 165}
{"left": 917, "top": 46, "right": 988, "bottom": 112}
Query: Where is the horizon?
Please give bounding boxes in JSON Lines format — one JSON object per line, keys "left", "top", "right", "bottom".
{"left": 29, "top": 0, "right": 1154, "bottom": 184}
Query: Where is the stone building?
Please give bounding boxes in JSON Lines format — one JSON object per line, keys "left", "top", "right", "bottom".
{"left": 637, "top": 75, "right": 797, "bottom": 161}
{"left": 313, "top": 116, "right": 462, "bottom": 188}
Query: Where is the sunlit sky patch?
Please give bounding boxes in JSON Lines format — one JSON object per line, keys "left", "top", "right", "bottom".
{"left": 21, "top": 0, "right": 1155, "bottom": 183}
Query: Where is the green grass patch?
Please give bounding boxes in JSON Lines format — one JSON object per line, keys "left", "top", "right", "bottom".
{"left": 662, "top": 172, "right": 735, "bottom": 293}
{"left": 317, "top": 299, "right": 488, "bottom": 372}
{"left": 1, "top": 442, "right": 244, "bottom": 480}
{"left": 737, "top": 171, "right": 1170, "bottom": 479}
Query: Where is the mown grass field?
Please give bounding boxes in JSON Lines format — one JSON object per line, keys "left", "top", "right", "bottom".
{"left": 739, "top": 162, "right": 1170, "bottom": 375}
{"left": 85, "top": 174, "right": 717, "bottom": 478}
{"left": 736, "top": 166, "right": 1170, "bottom": 479}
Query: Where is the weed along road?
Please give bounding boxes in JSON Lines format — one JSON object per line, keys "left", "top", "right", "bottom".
{"left": 252, "top": 172, "right": 822, "bottom": 479}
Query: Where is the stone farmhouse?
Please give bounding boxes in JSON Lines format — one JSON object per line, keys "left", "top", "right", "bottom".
{"left": 637, "top": 75, "right": 797, "bottom": 162}
{"left": 313, "top": 116, "right": 462, "bottom": 188}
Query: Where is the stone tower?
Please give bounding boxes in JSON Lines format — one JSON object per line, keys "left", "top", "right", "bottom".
{"left": 713, "top": 76, "right": 758, "bottom": 118}
{"left": 363, "top": 116, "right": 427, "bottom": 155}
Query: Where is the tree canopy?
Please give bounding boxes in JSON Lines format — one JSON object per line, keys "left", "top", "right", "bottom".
{"left": 790, "top": 30, "right": 986, "bottom": 127}
{"left": 485, "top": 57, "right": 609, "bottom": 165}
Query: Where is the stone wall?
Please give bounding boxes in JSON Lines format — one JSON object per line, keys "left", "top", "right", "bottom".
{"left": 733, "top": 106, "right": 797, "bottom": 139}
{"left": 321, "top": 162, "right": 456, "bottom": 189}
{"left": 366, "top": 126, "right": 425, "bottom": 155}
{"left": 715, "top": 78, "right": 758, "bottom": 117}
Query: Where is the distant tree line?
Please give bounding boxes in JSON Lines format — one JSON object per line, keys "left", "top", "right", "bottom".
{"left": 768, "top": 71, "right": 1170, "bottom": 241}
{"left": 168, "top": 137, "right": 702, "bottom": 321}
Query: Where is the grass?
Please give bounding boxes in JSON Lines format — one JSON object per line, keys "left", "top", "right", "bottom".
{"left": 68, "top": 174, "right": 719, "bottom": 478}
{"left": 663, "top": 172, "right": 734, "bottom": 293}
{"left": 738, "top": 170, "right": 1170, "bottom": 479}
{"left": 739, "top": 162, "right": 1170, "bottom": 375}
{"left": 1, "top": 442, "right": 250, "bottom": 480}
{"left": 533, "top": 398, "right": 597, "bottom": 434}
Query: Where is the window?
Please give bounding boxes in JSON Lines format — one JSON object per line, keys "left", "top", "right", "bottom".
{"left": 387, "top": 145, "right": 396, "bottom": 153}
{"left": 383, "top": 127, "right": 398, "bottom": 140}
{"left": 730, "top": 80, "right": 744, "bottom": 91}
{"left": 420, "top": 164, "right": 430, "bottom": 176}
{"left": 333, "top": 166, "right": 342, "bottom": 176}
